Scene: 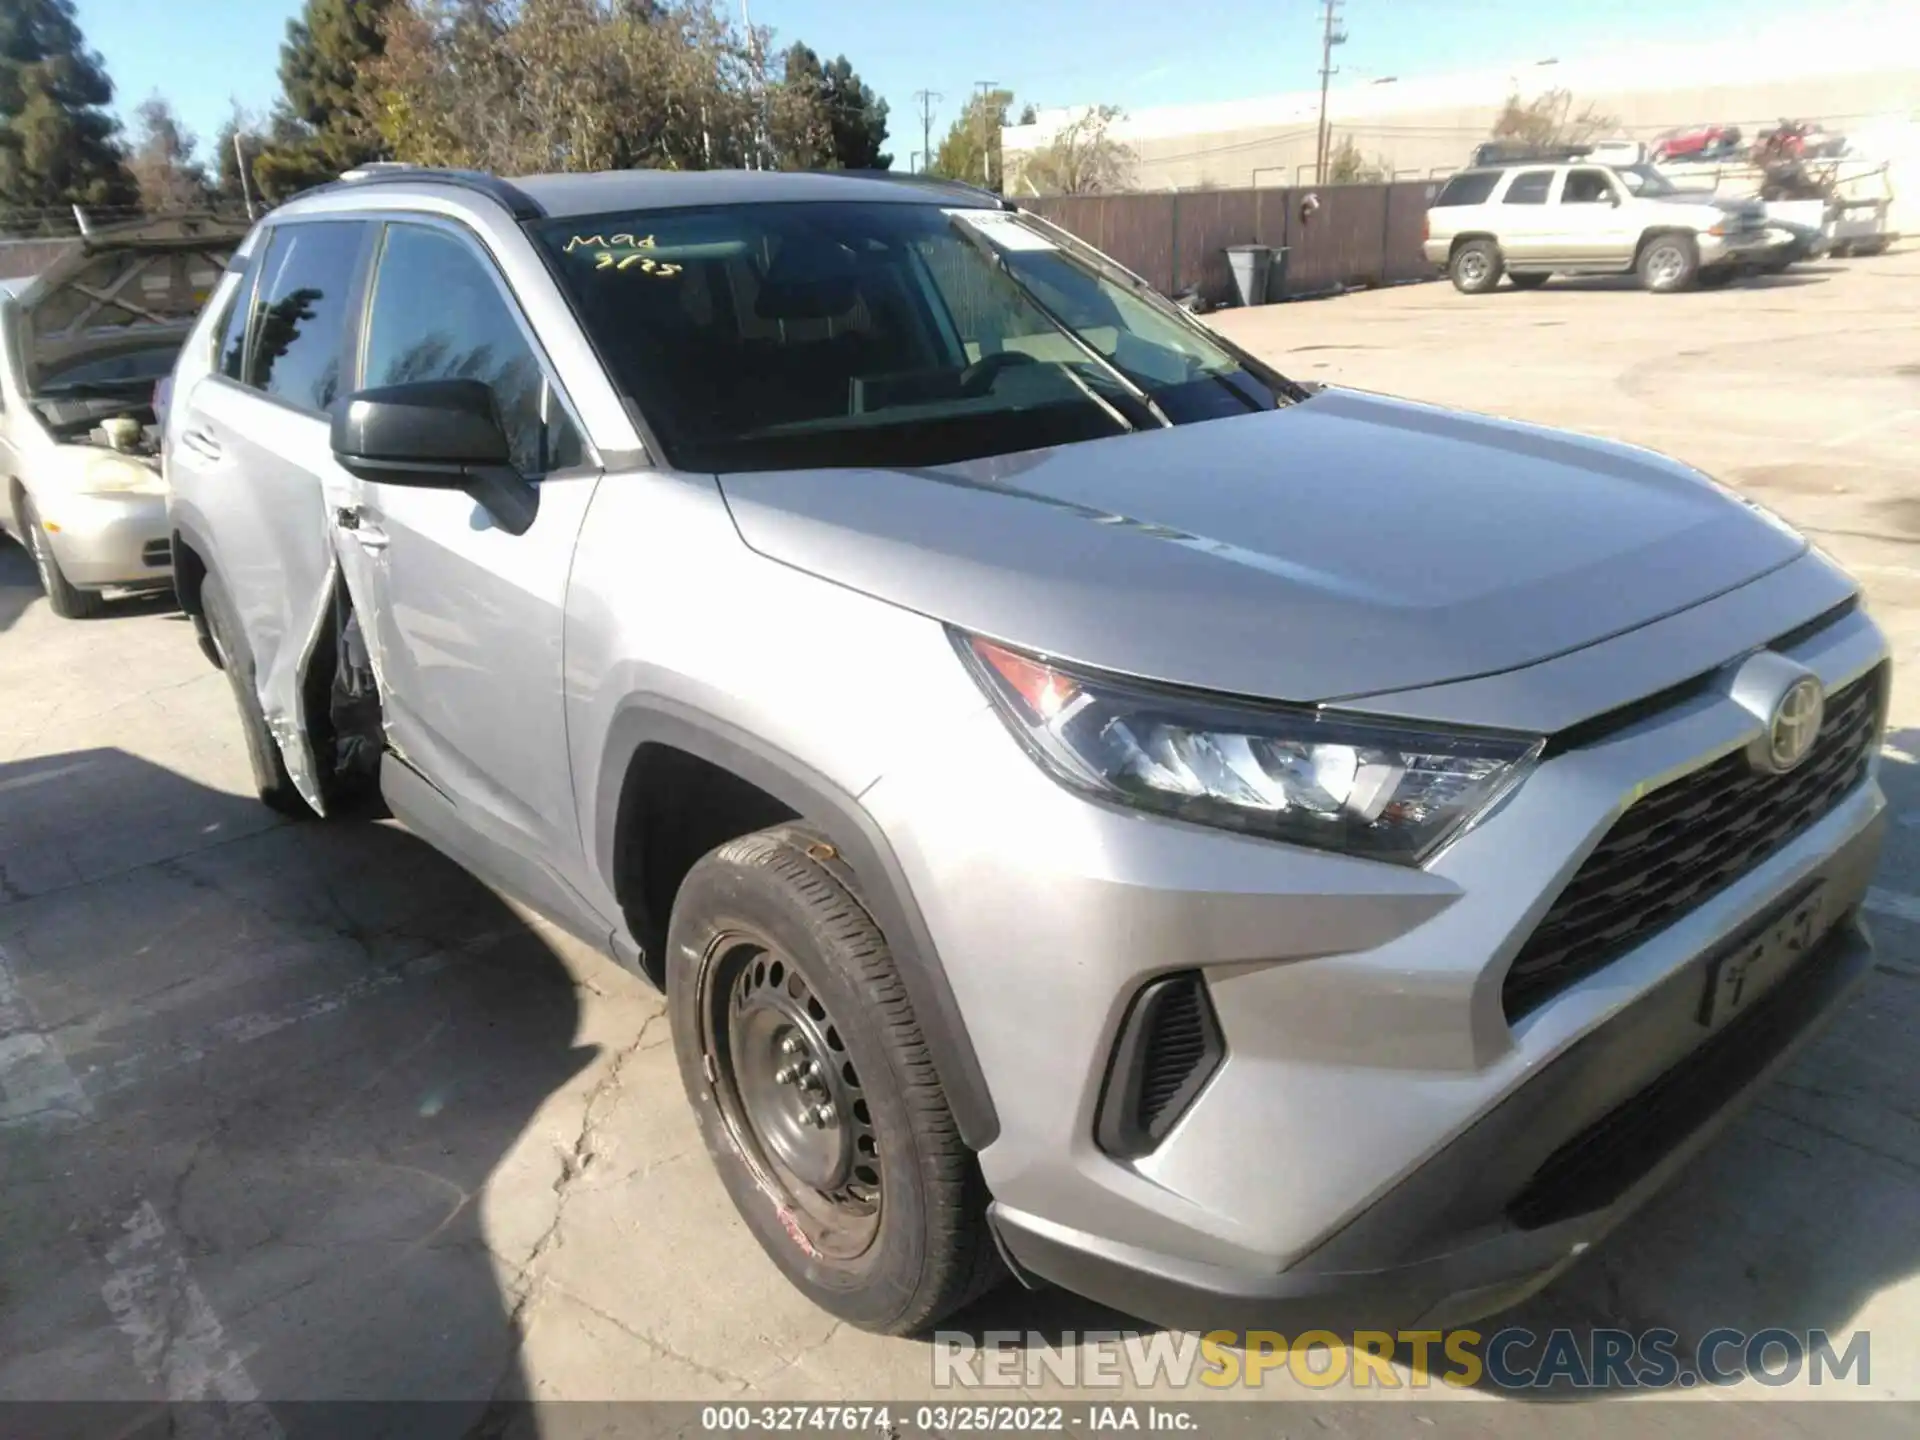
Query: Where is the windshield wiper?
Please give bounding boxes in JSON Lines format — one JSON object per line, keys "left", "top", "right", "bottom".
{"left": 947, "top": 217, "right": 1173, "bottom": 430}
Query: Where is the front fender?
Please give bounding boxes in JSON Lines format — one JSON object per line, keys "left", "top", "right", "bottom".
{"left": 592, "top": 696, "right": 1001, "bottom": 1150}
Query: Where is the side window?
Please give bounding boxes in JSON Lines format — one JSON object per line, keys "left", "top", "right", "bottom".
{"left": 215, "top": 248, "right": 265, "bottom": 381}
{"left": 246, "top": 221, "right": 365, "bottom": 412}
{"left": 1562, "top": 170, "right": 1614, "bottom": 204}
{"left": 361, "top": 223, "right": 583, "bottom": 477}
{"left": 1434, "top": 171, "right": 1499, "bottom": 207}
{"left": 1502, "top": 170, "right": 1552, "bottom": 205}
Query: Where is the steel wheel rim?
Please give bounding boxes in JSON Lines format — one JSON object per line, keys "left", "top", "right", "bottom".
{"left": 1648, "top": 244, "right": 1685, "bottom": 286}
{"left": 1459, "top": 251, "right": 1488, "bottom": 284}
{"left": 704, "top": 937, "right": 882, "bottom": 1260}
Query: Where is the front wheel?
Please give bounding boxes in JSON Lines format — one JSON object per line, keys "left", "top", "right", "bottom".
{"left": 19, "top": 494, "right": 104, "bottom": 619}
{"left": 1638, "top": 234, "right": 1699, "bottom": 293}
{"left": 668, "top": 826, "right": 1001, "bottom": 1334}
{"left": 1450, "top": 239, "right": 1503, "bottom": 294}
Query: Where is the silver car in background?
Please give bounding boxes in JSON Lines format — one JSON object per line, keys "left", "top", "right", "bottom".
{"left": 166, "top": 167, "right": 1888, "bottom": 1337}
{"left": 0, "top": 217, "right": 241, "bottom": 617}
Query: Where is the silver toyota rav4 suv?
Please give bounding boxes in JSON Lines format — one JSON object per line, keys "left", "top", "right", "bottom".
{"left": 166, "top": 166, "right": 1889, "bottom": 1337}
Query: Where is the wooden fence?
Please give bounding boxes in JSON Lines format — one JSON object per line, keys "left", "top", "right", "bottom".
{"left": 1024, "top": 178, "right": 1443, "bottom": 304}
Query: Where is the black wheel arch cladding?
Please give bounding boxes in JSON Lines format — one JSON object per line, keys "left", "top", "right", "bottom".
{"left": 598, "top": 699, "right": 1001, "bottom": 1151}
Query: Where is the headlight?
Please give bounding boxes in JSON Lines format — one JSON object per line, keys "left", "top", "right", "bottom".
{"left": 82, "top": 453, "right": 164, "bottom": 496}
{"left": 957, "top": 634, "right": 1542, "bottom": 864}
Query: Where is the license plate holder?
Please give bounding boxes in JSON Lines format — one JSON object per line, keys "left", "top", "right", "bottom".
{"left": 1697, "top": 878, "right": 1831, "bottom": 1028}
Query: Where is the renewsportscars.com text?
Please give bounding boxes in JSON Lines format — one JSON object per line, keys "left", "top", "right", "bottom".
{"left": 933, "top": 1328, "right": 1871, "bottom": 1391}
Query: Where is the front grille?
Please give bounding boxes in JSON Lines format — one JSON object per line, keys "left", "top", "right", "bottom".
{"left": 1508, "top": 915, "right": 1854, "bottom": 1229}
{"left": 1503, "top": 664, "right": 1883, "bottom": 1020}
{"left": 1095, "top": 973, "right": 1224, "bottom": 1159}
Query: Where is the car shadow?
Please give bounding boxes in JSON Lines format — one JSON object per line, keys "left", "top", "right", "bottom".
{"left": 0, "top": 532, "right": 36, "bottom": 634}
{"left": 1504, "top": 272, "right": 1830, "bottom": 295}
{"left": 0, "top": 747, "right": 594, "bottom": 1433}
{"left": 1457, "top": 729, "right": 1920, "bottom": 1396}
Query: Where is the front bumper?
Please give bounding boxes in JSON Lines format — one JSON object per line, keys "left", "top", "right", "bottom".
{"left": 1698, "top": 229, "right": 1773, "bottom": 268}
{"left": 37, "top": 489, "right": 172, "bottom": 589}
{"left": 991, "top": 900, "right": 1875, "bottom": 1333}
{"left": 863, "top": 557, "right": 1887, "bottom": 1329}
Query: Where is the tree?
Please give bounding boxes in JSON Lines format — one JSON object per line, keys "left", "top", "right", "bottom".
{"left": 1325, "top": 133, "right": 1386, "bottom": 184}
{"left": 1016, "top": 103, "right": 1037, "bottom": 126}
{"left": 253, "top": 0, "right": 396, "bottom": 199}
{"left": 932, "top": 86, "right": 1012, "bottom": 188}
{"left": 781, "top": 44, "right": 890, "bottom": 170}
{"left": 367, "top": 0, "right": 768, "bottom": 177}
{"left": 1491, "top": 88, "right": 1616, "bottom": 149}
{"left": 0, "top": 0, "right": 137, "bottom": 218}
{"left": 127, "top": 95, "right": 210, "bottom": 213}
{"left": 1014, "top": 104, "right": 1133, "bottom": 196}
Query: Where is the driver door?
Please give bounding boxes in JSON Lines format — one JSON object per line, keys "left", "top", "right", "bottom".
{"left": 341, "top": 218, "right": 602, "bottom": 917}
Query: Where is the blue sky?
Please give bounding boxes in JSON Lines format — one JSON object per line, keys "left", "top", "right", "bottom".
{"left": 77, "top": 0, "right": 1811, "bottom": 167}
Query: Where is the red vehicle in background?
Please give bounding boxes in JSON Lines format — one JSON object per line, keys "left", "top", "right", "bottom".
{"left": 1651, "top": 124, "right": 1744, "bottom": 162}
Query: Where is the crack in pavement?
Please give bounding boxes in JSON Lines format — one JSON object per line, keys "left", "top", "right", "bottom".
{"left": 479, "top": 1009, "right": 666, "bottom": 1406}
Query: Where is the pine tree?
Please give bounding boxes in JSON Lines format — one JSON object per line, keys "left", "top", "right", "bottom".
{"left": 253, "top": 0, "right": 394, "bottom": 199}
{"left": 0, "top": 0, "right": 137, "bottom": 218}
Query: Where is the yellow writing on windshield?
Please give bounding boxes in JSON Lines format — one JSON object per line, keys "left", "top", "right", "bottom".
{"left": 592, "top": 252, "right": 683, "bottom": 276}
{"left": 565, "top": 232, "right": 658, "bottom": 251}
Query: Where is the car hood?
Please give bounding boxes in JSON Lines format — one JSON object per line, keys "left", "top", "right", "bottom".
{"left": 9, "top": 215, "right": 243, "bottom": 391}
{"left": 718, "top": 388, "right": 1805, "bottom": 704}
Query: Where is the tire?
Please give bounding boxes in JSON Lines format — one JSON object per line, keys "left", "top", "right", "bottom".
{"left": 201, "top": 571, "right": 313, "bottom": 819}
{"left": 668, "top": 826, "right": 1001, "bottom": 1335}
{"left": 1449, "top": 239, "right": 1502, "bottom": 294}
{"left": 1638, "top": 233, "right": 1699, "bottom": 293}
{"left": 1507, "top": 272, "right": 1549, "bottom": 290}
{"left": 1829, "top": 241, "right": 1852, "bottom": 259}
{"left": 18, "top": 493, "right": 104, "bottom": 619}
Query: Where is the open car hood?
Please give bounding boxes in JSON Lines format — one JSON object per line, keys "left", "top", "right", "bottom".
{"left": 8, "top": 215, "right": 244, "bottom": 393}
{"left": 718, "top": 388, "right": 1807, "bottom": 704}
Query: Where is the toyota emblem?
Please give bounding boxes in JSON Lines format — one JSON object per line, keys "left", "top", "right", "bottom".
{"left": 1764, "top": 676, "right": 1825, "bottom": 773}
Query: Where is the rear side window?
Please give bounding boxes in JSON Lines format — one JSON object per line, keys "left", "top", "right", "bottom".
{"left": 246, "top": 221, "right": 366, "bottom": 413}
{"left": 1502, "top": 171, "right": 1553, "bottom": 205}
{"left": 360, "top": 222, "right": 583, "bottom": 477}
{"left": 1433, "top": 171, "right": 1499, "bottom": 207}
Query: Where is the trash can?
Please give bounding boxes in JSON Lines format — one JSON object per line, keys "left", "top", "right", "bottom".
{"left": 1225, "top": 244, "right": 1274, "bottom": 307}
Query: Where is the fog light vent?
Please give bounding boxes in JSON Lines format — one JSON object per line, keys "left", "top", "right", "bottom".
{"left": 1096, "top": 972, "right": 1224, "bottom": 1159}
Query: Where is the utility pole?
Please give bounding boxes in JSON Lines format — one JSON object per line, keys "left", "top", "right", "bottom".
{"left": 1314, "top": 0, "right": 1347, "bottom": 184}
{"left": 975, "top": 79, "right": 1000, "bottom": 188}
{"left": 915, "top": 89, "right": 942, "bottom": 173}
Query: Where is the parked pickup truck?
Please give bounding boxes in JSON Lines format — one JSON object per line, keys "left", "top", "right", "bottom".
{"left": 1424, "top": 161, "right": 1772, "bottom": 293}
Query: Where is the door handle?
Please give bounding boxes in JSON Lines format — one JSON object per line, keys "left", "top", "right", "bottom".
{"left": 335, "top": 506, "right": 390, "bottom": 551}
{"left": 180, "top": 427, "right": 221, "bottom": 461}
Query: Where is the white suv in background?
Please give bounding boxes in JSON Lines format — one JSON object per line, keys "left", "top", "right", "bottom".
{"left": 1424, "top": 162, "right": 1773, "bottom": 294}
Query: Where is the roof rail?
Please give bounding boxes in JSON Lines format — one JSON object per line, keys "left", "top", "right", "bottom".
{"left": 823, "top": 169, "right": 1011, "bottom": 208}
{"left": 303, "top": 165, "right": 546, "bottom": 221}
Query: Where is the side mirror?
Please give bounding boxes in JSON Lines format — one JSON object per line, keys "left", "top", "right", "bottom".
{"left": 331, "top": 378, "right": 537, "bottom": 535}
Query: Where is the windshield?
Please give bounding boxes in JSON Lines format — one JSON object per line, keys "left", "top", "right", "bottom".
{"left": 39, "top": 345, "right": 180, "bottom": 393}
{"left": 1614, "top": 164, "right": 1679, "bottom": 197}
{"left": 535, "top": 201, "right": 1297, "bottom": 472}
